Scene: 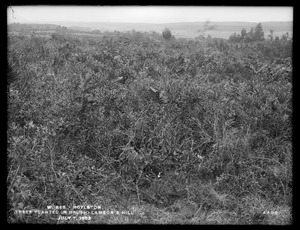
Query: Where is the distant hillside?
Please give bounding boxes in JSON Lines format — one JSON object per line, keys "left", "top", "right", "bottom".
{"left": 8, "top": 21, "right": 292, "bottom": 39}
{"left": 55, "top": 21, "right": 293, "bottom": 39}
{"left": 8, "top": 23, "right": 61, "bottom": 31}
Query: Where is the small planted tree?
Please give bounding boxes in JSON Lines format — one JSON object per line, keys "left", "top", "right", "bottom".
{"left": 162, "top": 28, "right": 172, "bottom": 40}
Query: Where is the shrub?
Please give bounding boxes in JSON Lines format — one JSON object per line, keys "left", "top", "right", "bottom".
{"left": 7, "top": 29, "right": 292, "bottom": 224}
{"left": 162, "top": 28, "right": 172, "bottom": 40}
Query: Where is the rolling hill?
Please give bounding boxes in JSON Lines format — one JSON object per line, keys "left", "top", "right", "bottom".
{"left": 8, "top": 21, "right": 293, "bottom": 39}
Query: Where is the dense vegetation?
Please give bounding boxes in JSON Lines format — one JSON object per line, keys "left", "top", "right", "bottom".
{"left": 7, "top": 25, "right": 292, "bottom": 224}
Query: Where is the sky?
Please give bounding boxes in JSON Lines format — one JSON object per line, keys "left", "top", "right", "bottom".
{"left": 7, "top": 6, "right": 293, "bottom": 24}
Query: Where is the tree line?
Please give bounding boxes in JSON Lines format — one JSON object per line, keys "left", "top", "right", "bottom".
{"left": 228, "top": 23, "right": 291, "bottom": 43}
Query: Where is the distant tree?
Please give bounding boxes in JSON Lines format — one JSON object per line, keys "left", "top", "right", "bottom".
{"left": 254, "top": 23, "right": 264, "bottom": 41}
{"left": 230, "top": 23, "right": 265, "bottom": 43}
{"left": 162, "top": 28, "right": 172, "bottom": 40}
{"left": 229, "top": 33, "right": 236, "bottom": 42}
{"left": 268, "top": 29, "right": 274, "bottom": 41}
{"left": 244, "top": 28, "right": 254, "bottom": 42}
{"left": 241, "top": 28, "right": 247, "bottom": 40}
{"left": 229, "top": 33, "right": 242, "bottom": 43}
